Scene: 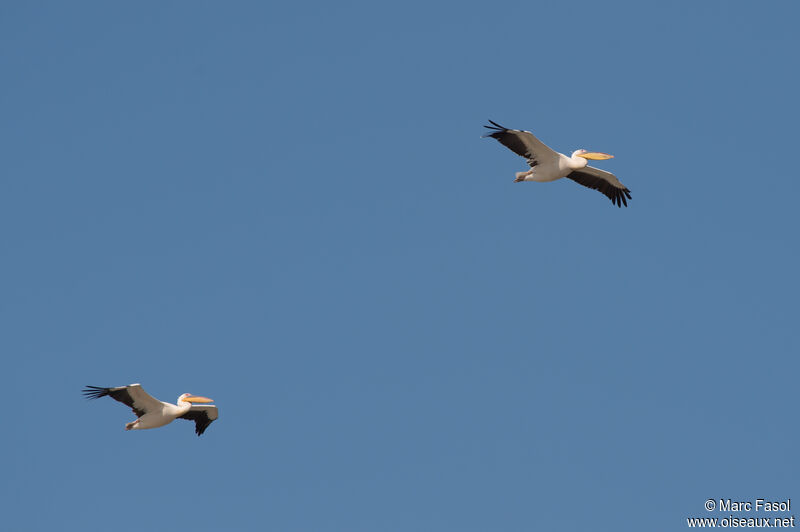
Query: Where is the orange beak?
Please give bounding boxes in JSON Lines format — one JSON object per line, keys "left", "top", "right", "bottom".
{"left": 185, "top": 395, "right": 214, "bottom": 404}
{"left": 577, "top": 152, "right": 614, "bottom": 160}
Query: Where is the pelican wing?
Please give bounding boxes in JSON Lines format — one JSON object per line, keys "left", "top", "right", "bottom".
{"left": 179, "top": 405, "right": 219, "bottom": 436}
{"left": 82, "top": 384, "right": 163, "bottom": 417}
{"left": 566, "top": 165, "right": 632, "bottom": 207}
{"left": 482, "top": 120, "right": 559, "bottom": 167}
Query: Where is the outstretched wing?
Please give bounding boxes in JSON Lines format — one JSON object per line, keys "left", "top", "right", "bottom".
{"left": 178, "top": 405, "right": 219, "bottom": 436}
{"left": 566, "top": 165, "right": 632, "bottom": 207}
{"left": 82, "top": 384, "right": 163, "bottom": 417}
{"left": 482, "top": 120, "right": 560, "bottom": 168}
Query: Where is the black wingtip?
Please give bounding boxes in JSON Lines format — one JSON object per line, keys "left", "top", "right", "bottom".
{"left": 483, "top": 119, "right": 508, "bottom": 133}
{"left": 610, "top": 187, "right": 632, "bottom": 207}
{"left": 82, "top": 386, "right": 110, "bottom": 400}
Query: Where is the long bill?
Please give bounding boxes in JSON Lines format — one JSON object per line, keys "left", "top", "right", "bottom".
{"left": 578, "top": 152, "right": 614, "bottom": 160}
{"left": 185, "top": 395, "right": 214, "bottom": 403}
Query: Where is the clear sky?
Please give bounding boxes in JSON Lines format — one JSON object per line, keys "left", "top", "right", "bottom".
{"left": 2, "top": 1, "right": 798, "bottom": 530}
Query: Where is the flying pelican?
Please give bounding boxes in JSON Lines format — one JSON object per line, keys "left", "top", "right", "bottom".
{"left": 83, "top": 383, "right": 218, "bottom": 436}
{"left": 483, "top": 120, "right": 632, "bottom": 207}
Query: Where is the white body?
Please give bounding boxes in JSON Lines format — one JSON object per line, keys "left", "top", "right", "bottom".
{"left": 519, "top": 151, "right": 588, "bottom": 182}
{"left": 129, "top": 399, "right": 192, "bottom": 430}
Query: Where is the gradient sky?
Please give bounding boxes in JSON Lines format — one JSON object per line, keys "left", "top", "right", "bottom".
{"left": 2, "top": 1, "right": 799, "bottom": 531}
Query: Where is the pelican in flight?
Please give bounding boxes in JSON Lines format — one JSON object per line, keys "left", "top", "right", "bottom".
{"left": 483, "top": 120, "right": 632, "bottom": 207}
{"left": 83, "top": 383, "right": 218, "bottom": 436}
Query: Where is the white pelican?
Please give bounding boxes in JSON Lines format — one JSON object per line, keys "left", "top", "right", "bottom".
{"left": 483, "top": 120, "right": 632, "bottom": 207}
{"left": 83, "top": 383, "right": 218, "bottom": 436}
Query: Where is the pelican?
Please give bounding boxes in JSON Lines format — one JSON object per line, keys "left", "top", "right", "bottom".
{"left": 483, "top": 120, "right": 632, "bottom": 207}
{"left": 83, "top": 383, "right": 218, "bottom": 436}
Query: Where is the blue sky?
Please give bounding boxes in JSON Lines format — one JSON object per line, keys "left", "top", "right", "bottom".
{"left": 2, "top": 1, "right": 798, "bottom": 530}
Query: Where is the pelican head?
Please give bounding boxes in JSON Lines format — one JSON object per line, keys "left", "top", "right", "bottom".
{"left": 178, "top": 393, "right": 215, "bottom": 404}
{"left": 572, "top": 149, "right": 614, "bottom": 160}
